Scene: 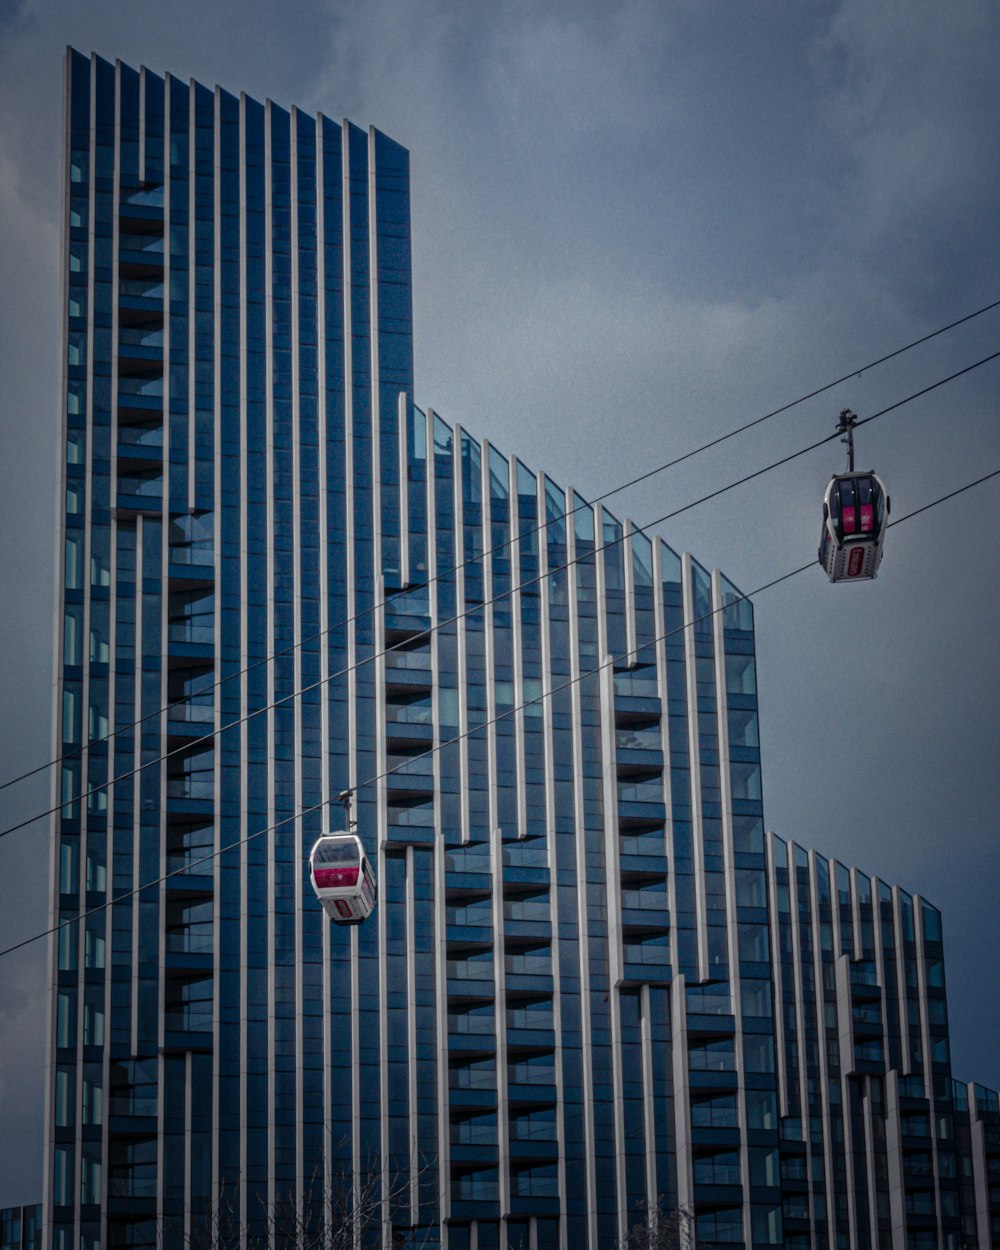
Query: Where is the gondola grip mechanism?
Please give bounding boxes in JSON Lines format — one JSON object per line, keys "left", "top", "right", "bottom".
{"left": 838, "top": 408, "right": 858, "bottom": 472}
{"left": 338, "top": 788, "right": 356, "bottom": 831}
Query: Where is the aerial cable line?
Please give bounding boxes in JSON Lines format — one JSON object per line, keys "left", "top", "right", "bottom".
{"left": 2, "top": 467, "right": 997, "bottom": 964}
{"left": 0, "top": 427, "right": 840, "bottom": 841}
{"left": 1, "top": 348, "right": 998, "bottom": 844}
{"left": 583, "top": 299, "right": 1000, "bottom": 504}
{"left": 1, "top": 300, "right": 998, "bottom": 798}
{"left": 306, "top": 467, "right": 1000, "bottom": 798}
{"left": 852, "top": 349, "right": 1000, "bottom": 428}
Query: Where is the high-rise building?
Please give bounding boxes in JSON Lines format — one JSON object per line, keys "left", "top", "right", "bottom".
{"left": 0, "top": 1206, "right": 41, "bottom": 1250}
{"left": 41, "top": 49, "right": 999, "bottom": 1250}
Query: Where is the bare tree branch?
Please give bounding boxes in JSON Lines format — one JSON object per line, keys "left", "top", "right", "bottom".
{"left": 613, "top": 1198, "right": 713, "bottom": 1250}
{"left": 155, "top": 1153, "right": 437, "bottom": 1250}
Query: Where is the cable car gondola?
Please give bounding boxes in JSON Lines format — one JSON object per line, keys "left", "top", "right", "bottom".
{"left": 818, "top": 410, "right": 889, "bottom": 583}
{"left": 308, "top": 793, "right": 377, "bottom": 925}
{"left": 309, "top": 832, "right": 377, "bottom": 924}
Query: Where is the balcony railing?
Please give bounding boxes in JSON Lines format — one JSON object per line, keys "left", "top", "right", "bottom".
{"left": 168, "top": 621, "right": 214, "bottom": 645}
{"left": 121, "top": 234, "right": 164, "bottom": 257}
{"left": 121, "top": 185, "right": 164, "bottom": 208}
{"left": 119, "top": 326, "right": 164, "bottom": 350}
{"left": 165, "top": 926, "right": 213, "bottom": 955}
{"left": 118, "top": 422, "right": 163, "bottom": 449}
{"left": 119, "top": 278, "right": 164, "bottom": 301}
{"left": 618, "top": 778, "right": 664, "bottom": 804}
{"left": 117, "top": 471, "right": 163, "bottom": 500}
{"left": 118, "top": 375, "right": 164, "bottom": 398}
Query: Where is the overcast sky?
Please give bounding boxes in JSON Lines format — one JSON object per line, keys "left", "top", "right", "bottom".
{"left": 1, "top": 0, "right": 998, "bottom": 1208}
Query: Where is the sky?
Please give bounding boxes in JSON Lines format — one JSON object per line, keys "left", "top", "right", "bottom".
{"left": 1, "top": 0, "right": 998, "bottom": 1208}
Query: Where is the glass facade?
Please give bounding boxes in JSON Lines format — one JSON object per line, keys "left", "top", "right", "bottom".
{"left": 42, "top": 49, "right": 1000, "bottom": 1250}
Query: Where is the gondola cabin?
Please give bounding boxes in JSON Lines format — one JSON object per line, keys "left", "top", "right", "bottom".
{"left": 308, "top": 832, "right": 377, "bottom": 925}
{"left": 819, "top": 471, "right": 889, "bottom": 583}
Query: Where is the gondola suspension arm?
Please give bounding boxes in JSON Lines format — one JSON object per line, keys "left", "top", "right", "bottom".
{"left": 838, "top": 408, "right": 858, "bottom": 472}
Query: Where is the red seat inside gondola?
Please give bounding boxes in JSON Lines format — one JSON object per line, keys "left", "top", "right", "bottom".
{"left": 312, "top": 837, "right": 361, "bottom": 890}
{"left": 833, "top": 476, "right": 881, "bottom": 542}
{"left": 314, "top": 864, "right": 359, "bottom": 888}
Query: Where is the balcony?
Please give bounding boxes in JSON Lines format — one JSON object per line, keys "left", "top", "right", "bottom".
{"left": 448, "top": 1059, "right": 497, "bottom": 1093}
{"left": 622, "top": 934, "right": 671, "bottom": 986}
{"left": 448, "top": 1031, "right": 497, "bottom": 1055}
{"left": 119, "top": 231, "right": 164, "bottom": 276}
{"left": 384, "top": 613, "right": 432, "bottom": 645}
{"left": 168, "top": 588, "right": 214, "bottom": 661}
{"left": 509, "top": 1161, "right": 560, "bottom": 1217}
{"left": 508, "top": 1136, "right": 559, "bottom": 1163}
{"left": 616, "top": 746, "right": 665, "bottom": 776}
{"left": 506, "top": 1025, "right": 556, "bottom": 1051}
{"left": 689, "top": 1074, "right": 742, "bottom": 1108}
{"left": 163, "top": 971, "right": 213, "bottom": 1052}
{"left": 503, "top": 918, "right": 551, "bottom": 944}
{"left": 166, "top": 773, "right": 214, "bottom": 801}
{"left": 168, "top": 514, "right": 215, "bottom": 586}
{"left": 119, "top": 184, "right": 164, "bottom": 219}
{"left": 117, "top": 371, "right": 164, "bottom": 418}
{"left": 385, "top": 795, "right": 436, "bottom": 848}
{"left": 385, "top": 750, "right": 434, "bottom": 797}
{"left": 384, "top": 648, "right": 433, "bottom": 695}
{"left": 618, "top": 776, "right": 666, "bottom": 803}
{"left": 118, "top": 277, "right": 164, "bottom": 321}
{"left": 449, "top": 1161, "right": 500, "bottom": 1219}
{"left": 615, "top": 722, "right": 665, "bottom": 776}
{"left": 448, "top": 1142, "right": 499, "bottom": 1167}
{"left": 117, "top": 418, "right": 163, "bottom": 468}
{"left": 449, "top": 1110, "right": 498, "bottom": 1160}
{"left": 447, "top": 1087, "right": 497, "bottom": 1112}
{"left": 620, "top": 874, "right": 669, "bottom": 927}
{"left": 116, "top": 466, "right": 163, "bottom": 515}
{"left": 165, "top": 816, "right": 215, "bottom": 884}
{"left": 446, "top": 892, "right": 493, "bottom": 928}
{"left": 165, "top": 745, "right": 214, "bottom": 821}
{"left": 167, "top": 668, "right": 214, "bottom": 740}
{"left": 502, "top": 888, "right": 550, "bottom": 929}
{"left": 446, "top": 949, "right": 495, "bottom": 1001}
{"left": 385, "top": 717, "right": 434, "bottom": 753}
{"left": 118, "top": 323, "right": 164, "bottom": 372}
{"left": 118, "top": 302, "right": 163, "bottom": 345}
{"left": 504, "top": 943, "right": 553, "bottom": 995}
{"left": 617, "top": 776, "right": 666, "bottom": 827}
{"left": 691, "top": 1122, "right": 742, "bottom": 1153}
{"left": 620, "top": 825, "right": 668, "bottom": 876}
{"left": 507, "top": 1082, "right": 558, "bottom": 1108}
